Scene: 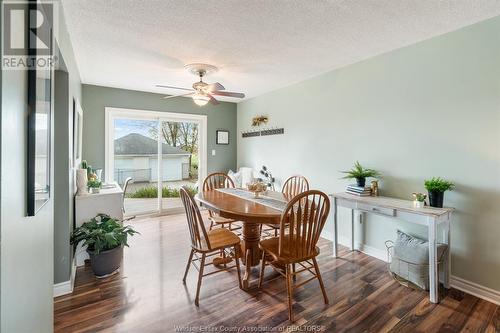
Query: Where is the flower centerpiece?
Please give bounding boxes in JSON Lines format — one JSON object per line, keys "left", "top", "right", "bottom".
{"left": 247, "top": 182, "right": 267, "bottom": 198}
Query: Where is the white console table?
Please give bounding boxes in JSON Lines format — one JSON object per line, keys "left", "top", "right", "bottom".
{"left": 75, "top": 182, "right": 124, "bottom": 266}
{"left": 330, "top": 192, "right": 453, "bottom": 304}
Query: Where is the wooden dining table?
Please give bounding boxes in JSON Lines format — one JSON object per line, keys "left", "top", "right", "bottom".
{"left": 196, "top": 189, "right": 290, "bottom": 289}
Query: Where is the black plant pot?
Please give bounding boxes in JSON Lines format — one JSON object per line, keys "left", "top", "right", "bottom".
{"left": 428, "top": 191, "right": 444, "bottom": 208}
{"left": 356, "top": 177, "right": 366, "bottom": 187}
{"left": 88, "top": 245, "right": 123, "bottom": 277}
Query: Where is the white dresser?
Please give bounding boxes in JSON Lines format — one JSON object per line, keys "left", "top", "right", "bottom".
{"left": 75, "top": 182, "right": 124, "bottom": 266}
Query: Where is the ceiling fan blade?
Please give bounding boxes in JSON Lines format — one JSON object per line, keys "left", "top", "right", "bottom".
{"left": 156, "top": 84, "right": 194, "bottom": 92}
{"left": 206, "top": 82, "right": 225, "bottom": 92}
{"left": 208, "top": 94, "right": 219, "bottom": 105}
{"left": 162, "top": 92, "right": 193, "bottom": 100}
{"left": 211, "top": 90, "right": 245, "bottom": 99}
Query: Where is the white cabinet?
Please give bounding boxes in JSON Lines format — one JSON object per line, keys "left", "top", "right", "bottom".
{"left": 74, "top": 182, "right": 124, "bottom": 266}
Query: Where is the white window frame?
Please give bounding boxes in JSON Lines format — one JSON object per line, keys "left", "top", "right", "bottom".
{"left": 104, "top": 107, "right": 207, "bottom": 214}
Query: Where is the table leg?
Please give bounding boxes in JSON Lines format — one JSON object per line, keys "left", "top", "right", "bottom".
{"left": 428, "top": 217, "right": 439, "bottom": 303}
{"left": 333, "top": 197, "right": 338, "bottom": 258}
{"left": 443, "top": 217, "right": 451, "bottom": 289}
{"left": 243, "top": 248, "right": 252, "bottom": 289}
{"left": 241, "top": 222, "right": 262, "bottom": 290}
{"left": 351, "top": 209, "right": 355, "bottom": 251}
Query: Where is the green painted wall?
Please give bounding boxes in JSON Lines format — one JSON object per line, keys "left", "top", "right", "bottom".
{"left": 53, "top": 2, "right": 82, "bottom": 285}
{"left": 82, "top": 85, "right": 237, "bottom": 178}
{"left": 237, "top": 16, "right": 500, "bottom": 291}
{"left": 1, "top": 2, "right": 82, "bottom": 331}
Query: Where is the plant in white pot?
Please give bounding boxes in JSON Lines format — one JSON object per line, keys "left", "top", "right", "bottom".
{"left": 412, "top": 192, "right": 427, "bottom": 208}
{"left": 87, "top": 179, "right": 102, "bottom": 194}
{"left": 70, "top": 214, "right": 139, "bottom": 277}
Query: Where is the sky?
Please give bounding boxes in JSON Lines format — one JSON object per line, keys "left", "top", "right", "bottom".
{"left": 114, "top": 119, "right": 156, "bottom": 139}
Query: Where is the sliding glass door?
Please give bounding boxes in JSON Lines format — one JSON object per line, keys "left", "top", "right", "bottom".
{"left": 159, "top": 120, "right": 199, "bottom": 213}
{"left": 106, "top": 108, "right": 207, "bottom": 217}
{"left": 113, "top": 118, "right": 160, "bottom": 216}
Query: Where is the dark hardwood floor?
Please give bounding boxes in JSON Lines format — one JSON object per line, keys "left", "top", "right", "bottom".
{"left": 54, "top": 213, "right": 499, "bottom": 333}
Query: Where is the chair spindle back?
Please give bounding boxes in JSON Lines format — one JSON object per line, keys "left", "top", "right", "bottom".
{"left": 279, "top": 190, "right": 330, "bottom": 259}
{"left": 282, "top": 175, "right": 309, "bottom": 198}
{"left": 180, "top": 186, "right": 210, "bottom": 251}
{"left": 203, "top": 172, "right": 235, "bottom": 191}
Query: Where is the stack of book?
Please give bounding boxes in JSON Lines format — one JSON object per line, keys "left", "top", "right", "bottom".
{"left": 346, "top": 184, "right": 372, "bottom": 196}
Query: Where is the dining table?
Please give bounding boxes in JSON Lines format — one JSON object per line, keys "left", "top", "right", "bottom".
{"left": 196, "top": 188, "right": 291, "bottom": 289}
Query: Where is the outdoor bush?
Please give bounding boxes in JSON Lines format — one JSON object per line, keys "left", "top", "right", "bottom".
{"left": 127, "top": 185, "right": 197, "bottom": 198}
{"left": 128, "top": 187, "right": 158, "bottom": 198}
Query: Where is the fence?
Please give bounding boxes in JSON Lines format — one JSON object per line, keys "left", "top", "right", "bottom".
{"left": 115, "top": 168, "right": 151, "bottom": 185}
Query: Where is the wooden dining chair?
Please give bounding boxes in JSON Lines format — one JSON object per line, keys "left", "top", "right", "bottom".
{"left": 258, "top": 190, "right": 330, "bottom": 321}
{"left": 180, "top": 186, "right": 242, "bottom": 306}
{"left": 282, "top": 175, "right": 310, "bottom": 198}
{"left": 262, "top": 175, "right": 310, "bottom": 238}
{"left": 203, "top": 173, "right": 241, "bottom": 234}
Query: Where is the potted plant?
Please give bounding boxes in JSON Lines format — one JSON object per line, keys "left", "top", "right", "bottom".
{"left": 341, "top": 161, "right": 380, "bottom": 187}
{"left": 70, "top": 214, "right": 139, "bottom": 277}
{"left": 88, "top": 179, "right": 101, "bottom": 194}
{"left": 412, "top": 192, "right": 427, "bottom": 208}
{"left": 424, "top": 177, "right": 454, "bottom": 208}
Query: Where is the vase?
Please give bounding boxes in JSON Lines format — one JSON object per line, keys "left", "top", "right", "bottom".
{"left": 76, "top": 169, "right": 88, "bottom": 195}
{"left": 95, "top": 169, "right": 103, "bottom": 181}
{"left": 356, "top": 177, "right": 366, "bottom": 187}
{"left": 428, "top": 191, "right": 444, "bottom": 208}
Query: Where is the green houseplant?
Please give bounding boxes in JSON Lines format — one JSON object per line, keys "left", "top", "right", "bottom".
{"left": 412, "top": 192, "right": 427, "bottom": 208}
{"left": 424, "top": 177, "right": 454, "bottom": 208}
{"left": 70, "top": 214, "right": 139, "bottom": 277}
{"left": 87, "top": 179, "right": 101, "bottom": 194}
{"left": 341, "top": 161, "right": 380, "bottom": 187}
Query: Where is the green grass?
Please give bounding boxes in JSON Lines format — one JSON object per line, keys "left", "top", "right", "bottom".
{"left": 127, "top": 185, "right": 197, "bottom": 198}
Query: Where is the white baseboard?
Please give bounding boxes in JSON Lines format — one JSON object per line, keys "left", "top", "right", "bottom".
{"left": 450, "top": 276, "right": 500, "bottom": 305}
{"left": 357, "top": 243, "right": 389, "bottom": 262}
{"left": 321, "top": 231, "right": 389, "bottom": 262}
{"left": 54, "top": 257, "right": 77, "bottom": 297}
{"left": 320, "top": 231, "right": 500, "bottom": 305}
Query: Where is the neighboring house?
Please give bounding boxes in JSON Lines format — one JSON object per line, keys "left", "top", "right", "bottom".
{"left": 114, "top": 133, "right": 191, "bottom": 184}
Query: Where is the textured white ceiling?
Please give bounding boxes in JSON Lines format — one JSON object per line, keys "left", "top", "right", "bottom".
{"left": 61, "top": 0, "right": 500, "bottom": 102}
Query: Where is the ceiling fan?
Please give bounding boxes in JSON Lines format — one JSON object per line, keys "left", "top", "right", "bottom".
{"left": 156, "top": 63, "right": 245, "bottom": 106}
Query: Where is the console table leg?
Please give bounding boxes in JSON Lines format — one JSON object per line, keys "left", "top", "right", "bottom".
{"left": 333, "top": 198, "right": 338, "bottom": 257}
{"left": 428, "top": 217, "right": 439, "bottom": 303}
{"left": 350, "top": 209, "right": 355, "bottom": 251}
{"left": 443, "top": 217, "right": 451, "bottom": 289}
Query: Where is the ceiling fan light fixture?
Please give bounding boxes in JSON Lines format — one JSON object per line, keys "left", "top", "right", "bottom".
{"left": 192, "top": 92, "right": 210, "bottom": 106}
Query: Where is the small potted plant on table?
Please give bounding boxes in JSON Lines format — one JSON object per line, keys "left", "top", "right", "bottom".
{"left": 412, "top": 192, "right": 427, "bottom": 208}
{"left": 88, "top": 179, "right": 102, "bottom": 194}
{"left": 424, "top": 177, "right": 454, "bottom": 208}
{"left": 341, "top": 161, "right": 380, "bottom": 187}
{"left": 70, "top": 214, "right": 139, "bottom": 277}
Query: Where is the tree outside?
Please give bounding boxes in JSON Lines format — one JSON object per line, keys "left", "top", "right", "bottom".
{"left": 148, "top": 121, "right": 199, "bottom": 179}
